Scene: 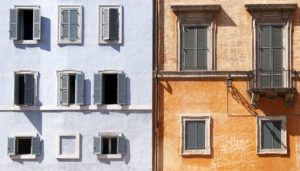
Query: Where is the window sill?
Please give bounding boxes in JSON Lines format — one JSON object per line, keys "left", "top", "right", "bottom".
{"left": 97, "top": 154, "right": 122, "bottom": 159}
{"left": 182, "top": 149, "right": 211, "bottom": 156}
{"left": 10, "top": 154, "right": 37, "bottom": 160}
{"left": 14, "top": 40, "right": 38, "bottom": 45}
{"left": 257, "top": 149, "right": 287, "bottom": 155}
{"left": 58, "top": 40, "right": 82, "bottom": 45}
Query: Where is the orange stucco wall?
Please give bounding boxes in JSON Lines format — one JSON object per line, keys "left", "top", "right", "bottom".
{"left": 156, "top": 0, "right": 300, "bottom": 170}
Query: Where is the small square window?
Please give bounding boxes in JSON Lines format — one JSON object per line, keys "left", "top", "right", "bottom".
{"left": 14, "top": 72, "right": 37, "bottom": 106}
{"left": 16, "top": 138, "right": 32, "bottom": 155}
{"left": 182, "top": 116, "right": 211, "bottom": 155}
{"left": 56, "top": 132, "right": 80, "bottom": 159}
{"left": 257, "top": 116, "right": 287, "bottom": 154}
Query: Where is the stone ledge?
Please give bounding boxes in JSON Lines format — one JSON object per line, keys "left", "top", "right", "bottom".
{"left": 245, "top": 4, "right": 297, "bottom": 11}
{"left": 171, "top": 4, "right": 221, "bottom": 12}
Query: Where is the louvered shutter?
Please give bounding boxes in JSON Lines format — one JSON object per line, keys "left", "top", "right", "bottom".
{"left": 61, "top": 9, "right": 69, "bottom": 39}
{"left": 9, "top": 9, "right": 18, "bottom": 40}
{"left": 117, "top": 136, "right": 126, "bottom": 154}
{"left": 183, "top": 27, "right": 196, "bottom": 70}
{"left": 272, "top": 121, "right": 282, "bottom": 149}
{"left": 60, "top": 74, "right": 69, "bottom": 105}
{"left": 70, "top": 9, "right": 78, "bottom": 41}
{"left": 109, "top": 9, "right": 119, "bottom": 40}
{"left": 24, "top": 74, "right": 34, "bottom": 106}
{"left": 7, "top": 137, "right": 15, "bottom": 155}
{"left": 261, "top": 121, "right": 273, "bottom": 149}
{"left": 94, "top": 136, "right": 102, "bottom": 154}
{"left": 75, "top": 73, "right": 84, "bottom": 105}
{"left": 197, "top": 121, "right": 206, "bottom": 149}
{"left": 32, "top": 136, "right": 41, "bottom": 155}
{"left": 259, "top": 26, "right": 272, "bottom": 88}
{"left": 186, "top": 121, "right": 197, "bottom": 150}
{"left": 117, "top": 73, "right": 126, "bottom": 105}
{"left": 272, "top": 26, "right": 283, "bottom": 88}
{"left": 197, "top": 27, "right": 208, "bottom": 70}
{"left": 102, "top": 8, "right": 110, "bottom": 40}
{"left": 14, "top": 74, "right": 20, "bottom": 105}
{"left": 94, "top": 73, "right": 103, "bottom": 105}
{"left": 33, "top": 8, "right": 41, "bottom": 40}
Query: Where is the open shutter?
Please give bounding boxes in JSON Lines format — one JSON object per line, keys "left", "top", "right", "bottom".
{"left": 94, "top": 73, "right": 103, "bottom": 105}
{"left": 109, "top": 8, "right": 119, "bottom": 40}
{"left": 102, "top": 8, "right": 110, "bottom": 40}
{"left": 7, "top": 137, "right": 16, "bottom": 155}
{"left": 94, "top": 136, "right": 102, "bottom": 154}
{"left": 118, "top": 136, "right": 126, "bottom": 154}
{"left": 60, "top": 74, "right": 69, "bottom": 105}
{"left": 24, "top": 74, "right": 34, "bottom": 106}
{"left": 197, "top": 27, "right": 208, "bottom": 70}
{"left": 14, "top": 74, "right": 19, "bottom": 105}
{"left": 32, "top": 136, "right": 41, "bottom": 155}
{"left": 117, "top": 73, "right": 126, "bottom": 105}
{"left": 69, "top": 9, "right": 78, "bottom": 41}
{"left": 61, "top": 9, "right": 69, "bottom": 39}
{"left": 33, "top": 8, "right": 41, "bottom": 40}
{"left": 75, "top": 73, "right": 84, "bottom": 105}
{"left": 9, "top": 9, "right": 18, "bottom": 40}
{"left": 183, "top": 27, "right": 196, "bottom": 70}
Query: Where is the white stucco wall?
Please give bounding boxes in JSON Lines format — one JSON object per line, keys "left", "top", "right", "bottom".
{"left": 0, "top": 0, "right": 152, "bottom": 170}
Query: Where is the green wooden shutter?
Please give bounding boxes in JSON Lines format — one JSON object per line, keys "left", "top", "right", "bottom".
{"left": 24, "top": 74, "right": 34, "bottom": 106}
{"left": 183, "top": 27, "right": 196, "bottom": 70}
{"left": 94, "top": 73, "right": 103, "bottom": 105}
{"left": 272, "top": 26, "right": 283, "bottom": 88}
{"left": 75, "top": 73, "right": 84, "bottom": 105}
{"left": 259, "top": 26, "right": 272, "bottom": 88}
{"left": 61, "top": 9, "right": 69, "bottom": 39}
{"left": 69, "top": 9, "right": 78, "bottom": 41}
{"left": 117, "top": 136, "right": 126, "bottom": 154}
{"left": 32, "top": 136, "right": 41, "bottom": 155}
{"left": 102, "top": 8, "right": 109, "bottom": 40}
{"left": 7, "top": 137, "right": 16, "bottom": 155}
{"left": 94, "top": 136, "right": 101, "bottom": 154}
{"left": 14, "top": 74, "right": 20, "bottom": 105}
{"left": 197, "top": 27, "right": 208, "bottom": 70}
{"left": 33, "top": 8, "right": 41, "bottom": 40}
{"left": 109, "top": 8, "right": 119, "bottom": 40}
{"left": 117, "top": 73, "right": 126, "bottom": 105}
{"left": 9, "top": 9, "right": 18, "bottom": 40}
{"left": 60, "top": 74, "right": 69, "bottom": 105}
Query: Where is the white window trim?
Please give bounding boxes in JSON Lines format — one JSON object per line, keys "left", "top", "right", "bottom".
{"left": 98, "top": 5, "right": 123, "bottom": 45}
{"left": 9, "top": 134, "right": 38, "bottom": 160}
{"left": 13, "top": 5, "right": 40, "bottom": 45}
{"left": 97, "top": 132, "right": 123, "bottom": 159}
{"left": 56, "top": 70, "right": 82, "bottom": 106}
{"left": 181, "top": 115, "right": 211, "bottom": 155}
{"left": 13, "top": 70, "right": 39, "bottom": 107}
{"left": 257, "top": 116, "right": 287, "bottom": 155}
{"left": 56, "top": 132, "right": 81, "bottom": 159}
{"left": 57, "top": 5, "right": 83, "bottom": 44}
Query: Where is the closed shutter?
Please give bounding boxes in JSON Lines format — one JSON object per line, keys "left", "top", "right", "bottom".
{"left": 197, "top": 28, "right": 207, "bottom": 70}
{"left": 32, "top": 136, "right": 41, "bottom": 155}
{"left": 9, "top": 9, "right": 18, "bottom": 40}
{"left": 186, "top": 121, "right": 205, "bottom": 150}
{"left": 14, "top": 74, "right": 20, "bottom": 105}
{"left": 117, "top": 73, "right": 126, "bottom": 105}
{"left": 33, "top": 8, "right": 41, "bottom": 40}
{"left": 24, "top": 74, "right": 34, "bottom": 106}
{"left": 60, "top": 74, "right": 69, "bottom": 105}
{"left": 272, "top": 26, "right": 283, "bottom": 88}
{"left": 272, "top": 121, "right": 282, "bottom": 149}
{"left": 75, "top": 73, "right": 84, "bottom": 105}
{"left": 61, "top": 9, "right": 69, "bottom": 39}
{"left": 183, "top": 27, "right": 196, "bottom": 70}
{"left": 259, "top": 26, "right": 272, "bottom": 88}
{"left": 261, "top": 121, "right": 282, "bottom": 149}
{"left": 197, "top": 121, "right": 206, "bottom": 149}
{"left": 69, "top": 9, "right": 78, "bottom": 41}
{"left": 94, "top": 136, "right": 102, "bottom": 154}
{"left": 117, "top": 136, "right": 126, "bottom": 154}
{"left": 7, "top": 137, "right": 16, "bottom": 155}
{"left": 94, "top": 73, "right": 103, "bottom": 105}
{"left": 109, "top": 9, "right": 119, "bottom": 40}
{"left": 102, "top": 8, "right": 110, "bottom": 40}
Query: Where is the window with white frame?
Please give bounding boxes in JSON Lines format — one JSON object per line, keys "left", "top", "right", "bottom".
{"left": 57, "top": 71, "right": 84, "bottom": 106}
{"left": 56, "top": 132, "right": 80, "bottom": 159}
{"left": 257, "top": 116, "right": 287, "bottom": 154}
{"left": 182, "top": 116, "right": 211, "bottom": 155}
{"left": 14, "top": 71, "right": 38, "bottom": 106}
{"left": 94, "top": 71, "right": 126, "bottom": 105}
{"left": 99, "top": 5, "right": 122, "bottom": 44}
{"left": 9, "top": 6, "right": 41, "bottom": 44}
{"left": 8, "top": 135, "right": 41, "bottom": 160}
{"left": 58, "top": 6, "right": 82, "bottom": 44}
{"left": 93, "top": 132, "right": 126, "bottom": 159}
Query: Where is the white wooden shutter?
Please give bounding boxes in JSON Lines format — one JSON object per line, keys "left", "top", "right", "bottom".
{"left": 102, "top": 8, "right": 110, "bottom": 40}
{"left": 60, "top": 74, "right": 69, "bottom": 105}
{"left": 69, "top": 9, "right": 78, "bottom": 41}
{"left": 61, "top": 9, "right": 69, "bottom": 39}
{"left": 33, "top": 8, "right": 41, "bottom": 40}
{"left": 7, "top": 137, "right": 16, "bottom": 155}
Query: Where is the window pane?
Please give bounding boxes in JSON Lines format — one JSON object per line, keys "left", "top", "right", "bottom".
{"left": 260, "top": 26, "right": 271, "bottom": 47}
{"left": 185, "top": 121, "right": 205, "bottom": 150}
{"left": 261, "top": 121, "right": 282, "bottom": 149}
{"left": 102, "top": 138, "right": 109, "bottom": 154}
{"left": 17, "top": 138, "right": 32, "bottom": 155}
{"left": 111, "top": 138, "right": 117, "bottom": 154}
{"left": 184, "top": 49, "right": 196, "bottom": 70}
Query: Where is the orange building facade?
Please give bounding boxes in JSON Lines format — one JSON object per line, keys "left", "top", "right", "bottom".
{"left": 154, "top": 0, "right": 300, "bottom": 170}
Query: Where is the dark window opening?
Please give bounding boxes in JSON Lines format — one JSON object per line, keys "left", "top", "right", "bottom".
{"left": 17, "top": 74, "right": 25, "bottom": 105}
{"left": 16, "top": 138, "right": 32, "bottom": 155}
{"left": 69, "top": 74, "right": 76, "bottom": 104}
{"left": 110, "top": 138, "right": 117, "bottom": 154}
{"left": 18, "top": 9, "right": 33, "bottom": 40}
{"left": 102, "top": 137, "right": 118, "bottom": 154}
{"left": 103, "top": 74, "right": 118, "bottom": 104}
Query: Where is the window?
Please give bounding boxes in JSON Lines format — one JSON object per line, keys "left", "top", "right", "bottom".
{"left": 93, "top": 132, "right": 126, "bottom": 159}
{"left": 56, "top": 132, "right": 80, "bottom": 159}
{"left": 14, "top": 72, "right": 37, "bottom": 106}
{"left": 182, "top": 116, "right": 211, "bottom": 155}
{"left": 9, "top": 6, "right": 41, "bottom": 44}
{"left": 8, "top": 135, "right": 41, "bottom": 160}
{"left": 257, "top": 116, "right": 287, "bottom": 154}
{"left": 99, "top": 5, "right": 123, "bottom": 44}
{"left": 94, "top": 71, "right": 126, "bottom": 105}
{"left": 58, "top": 71, "right": 84, "bottom": 106}
{"left": 58, "top": 6, "right": 82, "bottom": 44}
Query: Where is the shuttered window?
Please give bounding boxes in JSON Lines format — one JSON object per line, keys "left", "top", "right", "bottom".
{"left": 261, "top": 121, "right": 282, "bottom": 149}
{"left": 185, "top": 121, "right": 205, "bottom": 150}
{"left": 93, "top": 134, "right": 127, "bottom": 157}
{"left": 14, "top": 73, "right": 35, "bottom": 106}
{"left": 258, "top": 25, "right": 283, "bottom": 88}
{"left": 182, "top": 26, "right": 208, "bottom": 70}
{"left": 7, "top": 136, "right": 41, "bottom": 156}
